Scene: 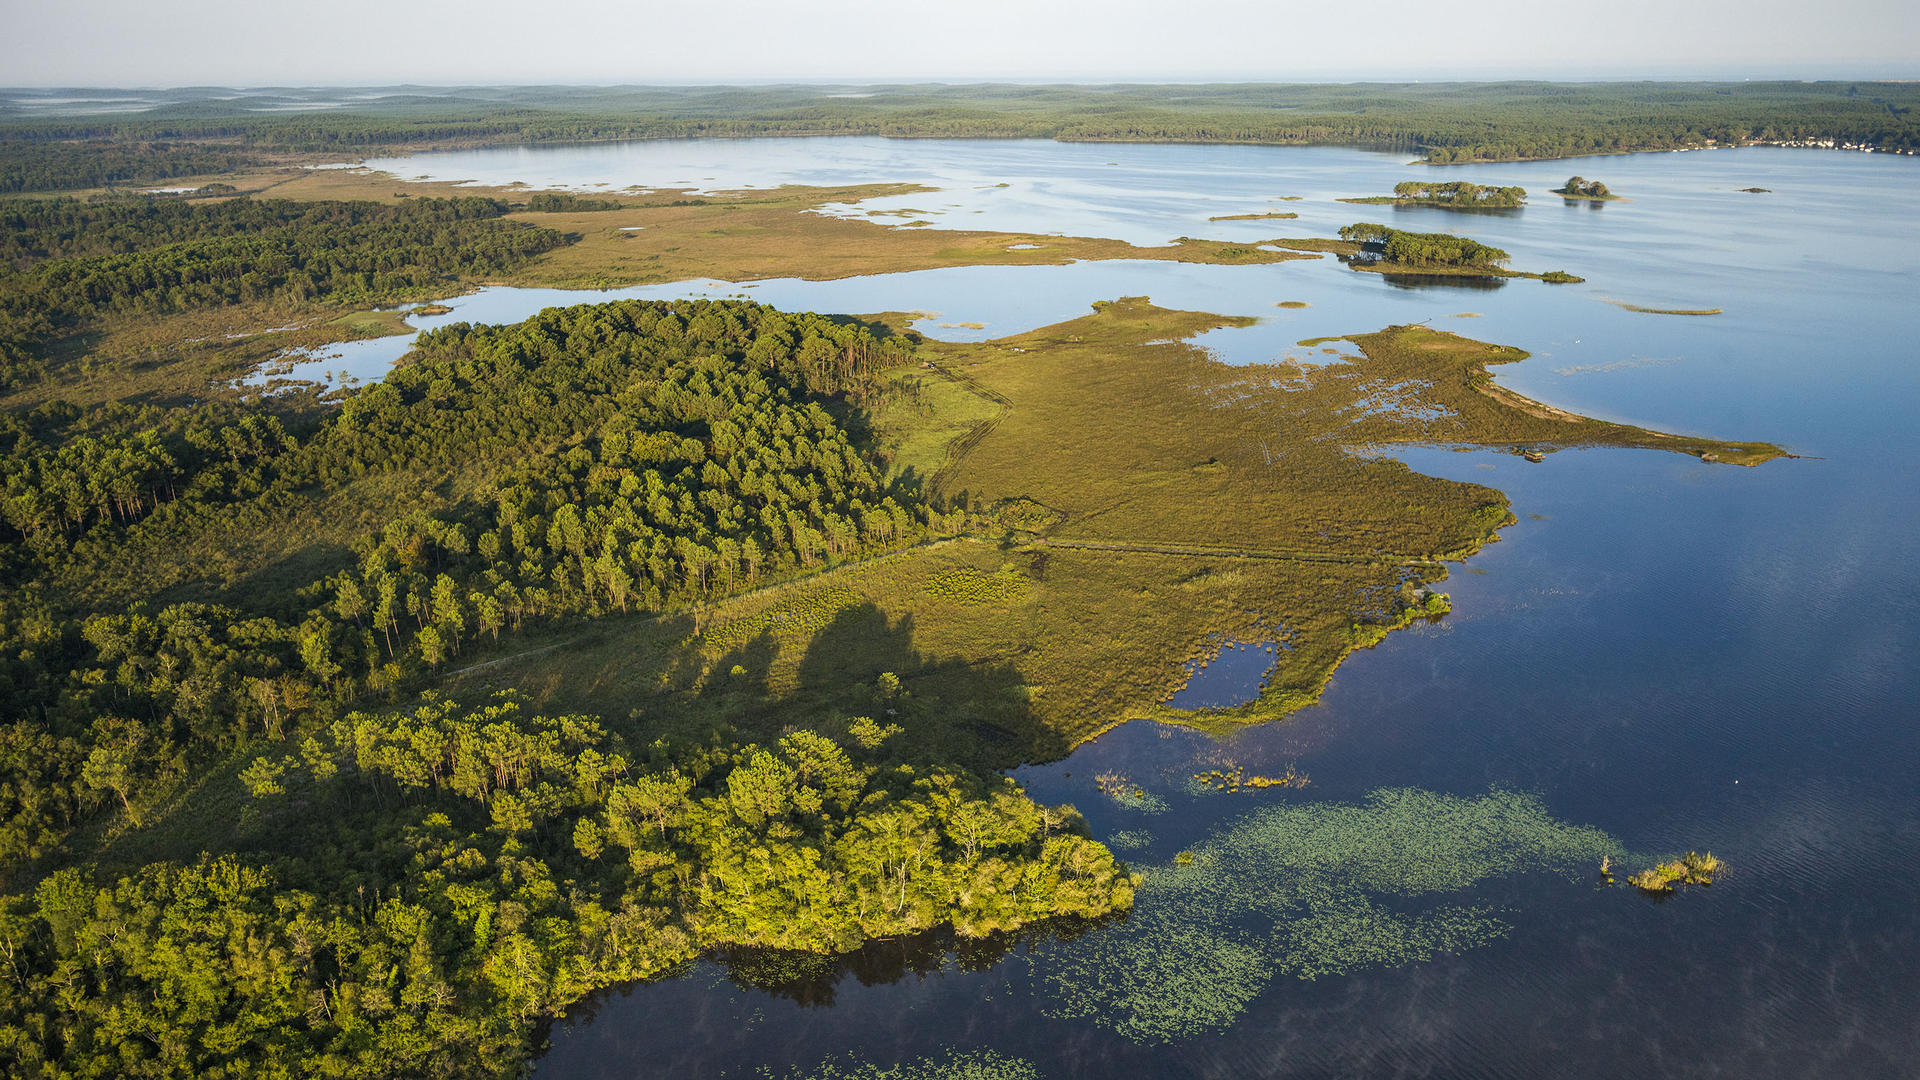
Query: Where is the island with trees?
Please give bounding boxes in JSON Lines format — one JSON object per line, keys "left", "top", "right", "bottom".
{"left": 1553, "top": 176, "right": 1619, "bottom": 200}
{"left": 1313, "top": 222, "right": 1583, "bottom": 282}
{"left": 1338, "top": 181, "right": 1528, "bottom": 209}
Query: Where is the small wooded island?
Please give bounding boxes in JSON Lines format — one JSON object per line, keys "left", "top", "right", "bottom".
{"left": 1338, "top": 222, "right": 1511, "bottom": 267}
{"left": 1339, "top": 181, "right": 1527, "bottom": 209}
{"left": 1553, "top": 176, "right": 1619, "bottom": 200}
{"left": 1331, "top": 222, "right": 1580, "bottom": 281}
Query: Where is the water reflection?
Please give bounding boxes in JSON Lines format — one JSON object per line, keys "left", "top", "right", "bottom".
{"left": 711, "top": 917, "right": 1116, "bottom": 1009}
{"left": 1369, "top": 269, "right": 1512, "bottom": 291}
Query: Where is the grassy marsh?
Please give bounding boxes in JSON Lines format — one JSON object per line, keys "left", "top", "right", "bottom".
{"left": 1207, "top": 211, "right": 1300, "bottom": 221}
{"left": 239, "top": 166, "right": 1321, "bottom": 288}
{"left": 443, "top": 299, "right": 1781, "bottom": 764}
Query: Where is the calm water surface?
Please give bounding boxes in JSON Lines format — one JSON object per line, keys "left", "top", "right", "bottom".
{"left": 337, "top": 140, "right": 1917, "bottom": 1078}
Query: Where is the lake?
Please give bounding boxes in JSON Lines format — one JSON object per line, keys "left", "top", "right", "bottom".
{"left": 332, "top": 138, "right": 1919, "bottom": 1078}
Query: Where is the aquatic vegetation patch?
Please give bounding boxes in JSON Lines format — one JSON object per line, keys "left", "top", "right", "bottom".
{"left": 1190, "top": 763, "right": 1309, "bottom": 792}
{"left": 789, "top": 1048, "right": 1044, "bottom": 1080}
{"left": 1628, "top": 851, "right": 1723, "bottom": 894}
{"left": 1095, "top": 771, "right": 1170, "bottom": 815}
{"left": 1033, "top": 788, "right": 1620, "bottom": 1043}
{"left": 1606, "top": 300, "right": 1724, "bottom": 316}
{"left": 1040, "top": 918, "right": 1272, "bottom": 1043}
{"left": 1106, "top": 828, "right": 1156, "bottom": 851}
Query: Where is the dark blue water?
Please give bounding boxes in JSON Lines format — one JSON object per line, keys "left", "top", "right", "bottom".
{"left": 336, "top": 139, "right": 1920, "bottom": 1078}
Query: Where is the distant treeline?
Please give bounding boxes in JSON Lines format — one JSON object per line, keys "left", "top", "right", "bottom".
{"left": 0, "top": 140, "right": 266, "bottom": 194}
{"left": 523, "top": 192, "right": 625, "bottom": 212}
{"left": 0, "top": 195, "right": 566, "bottom": 389}
{"left": 3, "top": 81, "right": 1917, "bottom": 191}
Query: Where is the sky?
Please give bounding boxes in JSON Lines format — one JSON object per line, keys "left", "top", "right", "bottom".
{"left": 2, "top": 0, "right": 1915, "bottom": 86}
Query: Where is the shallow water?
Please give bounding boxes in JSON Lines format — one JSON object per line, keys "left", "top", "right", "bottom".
{"left": 1164, "top": 641, "right": 1282, "bottom": 711}
{"left": 330, "top": 138, "right": 1919, "bottom": 1078}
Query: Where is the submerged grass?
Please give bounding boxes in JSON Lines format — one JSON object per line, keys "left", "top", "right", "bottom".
{"left": 789, "top": 1049, "right": 1043, "bottom": 1080}
{"left": 1033, "top": 788, "right": 1620, "bottom": 1043}
{"left": 1606, "top": 300, "right": 1725, "bottom": 316}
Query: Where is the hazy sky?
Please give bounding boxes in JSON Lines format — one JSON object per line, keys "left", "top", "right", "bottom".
{"left": 4, "top": 0, "right": 1915, "bottom": 85}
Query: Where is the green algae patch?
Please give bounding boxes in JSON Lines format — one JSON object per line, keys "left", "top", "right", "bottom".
{"left": 1034, "top": 788, "right": 1619, "bottom": 1043}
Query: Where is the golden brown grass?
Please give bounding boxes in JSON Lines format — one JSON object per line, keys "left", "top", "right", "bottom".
{"left": 444, "top": 300, "right": 1781, "bottom": 763}
{"left": 242, "top": 166, "right": 1320, "bottom": 288}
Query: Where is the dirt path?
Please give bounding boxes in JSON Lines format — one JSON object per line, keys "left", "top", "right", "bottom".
{"left": 1036, "top": 536, "right": 1441, "bottom": 567}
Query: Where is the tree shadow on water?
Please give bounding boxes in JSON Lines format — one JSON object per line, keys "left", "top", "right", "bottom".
{"left": 712, "top": 914, "right": 1118, "bottom": 1008}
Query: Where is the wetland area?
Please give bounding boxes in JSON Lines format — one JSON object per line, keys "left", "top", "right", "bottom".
{"left": 3, "top": 123, "right": 1917, "bottom": 1080}
{"left": 248, "top": 139, "right": 1918, "bottom": 1078}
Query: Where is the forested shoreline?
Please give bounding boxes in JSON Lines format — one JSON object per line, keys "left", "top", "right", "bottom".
{"left": 1, "top": 693, "right": 1129, "bottom": 1077}
{"left": 3, "top": 80, "right": 1916, "bottom": 193}
{"left": 0, "top": 188, "right": 1137, "bottom": 1073}
{"left": 0, "top": 195, "right": 566, "bottom": 390}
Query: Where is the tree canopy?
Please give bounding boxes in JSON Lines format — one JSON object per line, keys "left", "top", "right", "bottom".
{"left": 1336, "top": 223, "right": 1511, "bottom": 269}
